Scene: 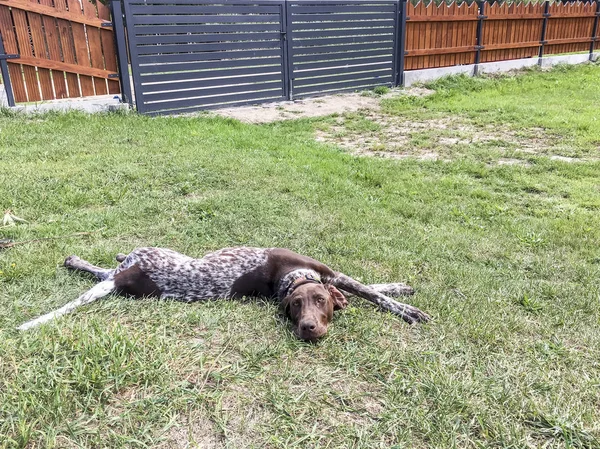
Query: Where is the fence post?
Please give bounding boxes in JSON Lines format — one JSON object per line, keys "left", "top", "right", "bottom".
{"left": 0, "top": 31, "right": 16, "bottom": 107}
{"left": 110, "top": 0, "right": 133, "bottom": 106}
{"left": 394, "top": 0, "right": 408, "bottom": 86}
{"left": 539, "top": 1, "right": 550, "bottom": 66}
{"left": 281, "top": 0, "right": 292, "bottom": 100}
{"left": 474, "top": 1, "right": 486, "bottom": 76}
{"left": 591, "top": 0, "right": 600, "bottom": 61}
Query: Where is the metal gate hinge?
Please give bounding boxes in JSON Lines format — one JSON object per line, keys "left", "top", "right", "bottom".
{"left": 101, "top": 21, "right": 113, "bottom": 27}
{"left": 0, "top": 53, "right": 18, "bottom": 60}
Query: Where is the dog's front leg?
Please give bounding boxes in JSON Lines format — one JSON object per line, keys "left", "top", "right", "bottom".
{"left": 364, "top": 283, "right": 415, "bottom": 298}
{"left": 330, "top": 274, "right": 430, "bottom": 324}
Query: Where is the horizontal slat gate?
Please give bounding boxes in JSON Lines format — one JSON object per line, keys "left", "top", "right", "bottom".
{"left": 287, "top": 0, "right": 397, "bottom": 98}
{"left": 123, "top": 0, "right": 287, "bottom": 115}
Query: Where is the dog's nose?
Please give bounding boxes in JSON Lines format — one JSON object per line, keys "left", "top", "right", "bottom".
{"left": 301, "top": 321, "right": 317, "bottom": 332}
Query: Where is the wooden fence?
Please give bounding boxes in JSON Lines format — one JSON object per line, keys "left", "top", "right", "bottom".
{"left": 405, "top": 0, "right": 600, "bottom": 71}
{"left": 0, "top": 0, "right": 120, "bottom": 103}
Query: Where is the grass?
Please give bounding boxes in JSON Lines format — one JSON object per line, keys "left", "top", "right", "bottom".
{"left": 1, "top": 63, "right": 600, "bottom": 448}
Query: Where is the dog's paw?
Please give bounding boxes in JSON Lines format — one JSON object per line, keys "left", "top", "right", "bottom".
{"left": 64, "top": 255, "right": 81, "bottom": 268}
{"left": 396, "top": 303, "right": 431, "bottom": 325}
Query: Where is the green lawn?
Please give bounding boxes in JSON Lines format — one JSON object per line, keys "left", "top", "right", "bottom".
{"left": 1, "top": 63, "right": 600, "bottom": 449}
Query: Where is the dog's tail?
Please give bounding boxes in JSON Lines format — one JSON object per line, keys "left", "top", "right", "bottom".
{"left": 17, "top": 280, "right": 116, "bottom": 331}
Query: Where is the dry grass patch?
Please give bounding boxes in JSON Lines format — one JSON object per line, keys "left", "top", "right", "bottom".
{"left": 314, "top": 110, "right": 568, "bottom": 164}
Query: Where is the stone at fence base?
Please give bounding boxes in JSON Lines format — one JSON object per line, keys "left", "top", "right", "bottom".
{"left": 404, "top": 65, "right": 476, "bottom": 87}
{"left": 2, "top": 94, "right": 126, "bottom": 114}
{"left": 540, "top": 53, "right": 594, "bottom": 68}
{"left": 477, "top": 58, "right": 538, "bottom": 75}
{"left": 0, "top": 84, "right": 8, "bottom": 108}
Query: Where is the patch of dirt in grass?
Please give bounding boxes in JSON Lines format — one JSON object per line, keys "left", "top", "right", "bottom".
{"left": 159, "top": 413, "right": 222, "bottom": 449}
{"left": 549, "top": 155, "right": 585, "bottom": 163}
{"left": 217, "top": 385, "right": 274, "bottom": 447}
{"left": 497, "top": 158, "right": 532, "bottom": 167}
{"left": 315, "top": 110, "right": 563, "bottom": 163}
{"left": 212, "top": 87, "right": 428, "bottom": 124}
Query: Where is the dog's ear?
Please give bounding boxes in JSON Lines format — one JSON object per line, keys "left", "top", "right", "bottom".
{"left": 281, "top": 295, "right": 292, "bottom": 316}
{"left": 327, "top": 285, "right": 348, "bottom": 311}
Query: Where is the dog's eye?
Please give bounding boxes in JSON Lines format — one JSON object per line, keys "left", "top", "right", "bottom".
{"left": 316, "top": 297, "right": 325, "bottom": 304}
{"left": 293, "top": 300, "right": 301, "bottom": 307}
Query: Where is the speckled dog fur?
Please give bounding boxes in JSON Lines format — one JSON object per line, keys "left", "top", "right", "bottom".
{"left": 114, "top": 247, "right": 270, "bottom": 301}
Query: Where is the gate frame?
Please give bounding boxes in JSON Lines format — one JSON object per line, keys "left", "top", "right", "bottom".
{"left": 110, "top": 0, "right": 134, "bottom": 105}
{"left": 394, "top": 0, "right": 407, "bottom": 87}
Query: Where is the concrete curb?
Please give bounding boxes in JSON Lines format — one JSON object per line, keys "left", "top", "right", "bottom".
{"left": 0, "top": 91, "right": 128, "bottom": 113}
{"left": 0, "top": 74, "right": 135, "bottom": 113}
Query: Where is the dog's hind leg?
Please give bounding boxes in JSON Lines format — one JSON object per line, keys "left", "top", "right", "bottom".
{"left": 64, "top": 255, "right": 115, "bottom": 281}
{"left": 17, "top": 280, "right": 116, "bottom": 331}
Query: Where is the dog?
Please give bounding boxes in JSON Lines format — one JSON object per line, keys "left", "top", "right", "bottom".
{"left": 17, "top": 247, "right": 430, "bottom": 340}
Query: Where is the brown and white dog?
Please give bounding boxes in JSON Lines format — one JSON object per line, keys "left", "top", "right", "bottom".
{"left": 17, "top": 247, "right": 430, "bottom": 340}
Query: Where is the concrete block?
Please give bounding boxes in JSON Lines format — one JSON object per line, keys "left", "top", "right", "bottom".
{"left": 478, "top": 57, "right": 538, "bottom": 74}
{"left": 541, "top": 53, "right": 592, "bottom": 68}
{"left": 404, "top": 65, "right": 475, "bottom": 87}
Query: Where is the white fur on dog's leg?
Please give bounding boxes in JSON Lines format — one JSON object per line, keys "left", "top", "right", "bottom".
{"left": 17, "top": 280, "right": 116, "bottom": 331}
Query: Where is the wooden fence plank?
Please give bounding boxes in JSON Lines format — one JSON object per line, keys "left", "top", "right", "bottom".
{"left": 11, "top": 8, "right": 41, "bottom": 101}
{"left": 57, "top": 18, "right": 82, "bottom": 97}
{"left": 71, "top": 21, "right": 96, "bottom": 96}
{"left": 40, "top": 14, "right": 68, "bottom": 99}
{"left": 26, "top": 10, "right": 54, "bottom": 100}
{"left": 0, "top": 5, "right": 27, "bottom": 101}
{"left": 39, "top": 0, "right": 68, "bottom": 99}
{"left": 54, "top": 0, "right": 81, "bottom": 98}
{"left": 87, "top": 26, "right": 108, "bottom": 95}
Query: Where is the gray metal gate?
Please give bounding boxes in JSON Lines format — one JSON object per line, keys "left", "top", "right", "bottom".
{"left": 286, "top": 0, "right": 399, "bottom": 98}
{"left": 120, "top": 0, "right": 402, "bottom": 114}
{"left": 122, "top": 0, "right": 288, "bottom": 114}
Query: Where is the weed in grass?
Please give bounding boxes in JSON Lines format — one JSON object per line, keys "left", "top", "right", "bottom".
{"left": 373, "top": 86, "right": 390, "bottom": 96}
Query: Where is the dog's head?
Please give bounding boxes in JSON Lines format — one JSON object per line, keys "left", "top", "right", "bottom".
{"left": 282, "top": 283, "right": 348, "bottom": 341}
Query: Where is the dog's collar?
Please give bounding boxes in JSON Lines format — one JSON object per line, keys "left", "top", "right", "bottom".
{"left": 277, "top": 269, "right": 322, "bottom": 299}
